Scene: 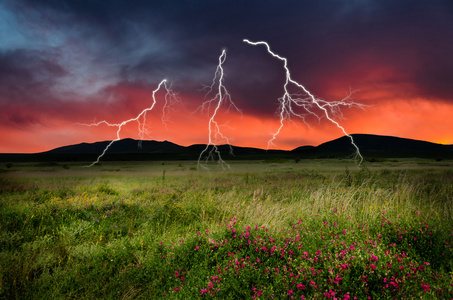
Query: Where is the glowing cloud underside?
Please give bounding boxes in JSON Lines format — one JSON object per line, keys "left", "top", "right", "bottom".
{"left": 196, "top": 50, "right": 242, "bottom": 170}
{"left": 77, "top": 79, "right": 178, "bottom": 167}
{"left": 243, "top": 39, "right": 365, "bottom": 165}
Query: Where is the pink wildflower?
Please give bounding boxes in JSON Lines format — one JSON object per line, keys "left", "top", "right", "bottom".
{"left": 297, "top": 284, "right": 306, "bottom": 290}
{"left": 421, "top": 283, "right": 430, "bottom": 291}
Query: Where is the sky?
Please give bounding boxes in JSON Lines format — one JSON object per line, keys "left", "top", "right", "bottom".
{"left": 1, "top": 0, "right": 453, "bottom": 153}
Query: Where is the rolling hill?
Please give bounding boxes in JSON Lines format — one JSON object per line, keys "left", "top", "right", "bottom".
{"left": 1, "top": 134, "right": 452, "bottom": 162}
{"left": 292, "top": 134, "right": 453, "bottom": 158}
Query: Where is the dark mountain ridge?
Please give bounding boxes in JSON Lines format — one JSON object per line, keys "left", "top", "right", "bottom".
{"left": 47, "top": 134, "right": 452, "bottom": 155}
{"left": 1, "top": 134, "right": 452, "bottom": 162}
{"left": 293, "top": 134, "right": 453, "bottom": 158}
{"left": 46, "top": 139, "right": 186, "bottom": 154}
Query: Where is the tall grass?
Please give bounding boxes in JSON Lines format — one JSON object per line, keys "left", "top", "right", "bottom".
{"left": 0, "top": 163, "right": 452, "bottom": 298}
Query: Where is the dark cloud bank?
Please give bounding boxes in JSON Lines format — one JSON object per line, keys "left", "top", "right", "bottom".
{"left": 1, "top": 0, "right": 453, "bottom": 128}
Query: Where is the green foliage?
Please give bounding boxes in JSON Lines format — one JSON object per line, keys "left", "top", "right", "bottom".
{"left": 96, "top": 183, "right": 118, "bottom": 195}
{"left": 1, "top": 160, "right": 452, "bottom": 298}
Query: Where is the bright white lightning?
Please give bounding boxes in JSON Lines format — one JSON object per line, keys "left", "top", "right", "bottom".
{"left": 197, "top": 49, "right": 241, "bottom": 170}
{"left": 77, "top": 79, "right": 178, "bottom": 167}
{"left": 243, "top": 39, "right": 365, "bottom": 165}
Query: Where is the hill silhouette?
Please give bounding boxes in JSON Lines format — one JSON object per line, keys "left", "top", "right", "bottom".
{"left": 292, "top": 134, "right": 453, "bottom": 158}
{"left": 46, "top": 139, "right": 187, "bottom": 154}
{"left": 1, "top": 134, "right": 452, "bottom": 162}
{"left": 45, "top": 138, "right": 284, "bottom": 155}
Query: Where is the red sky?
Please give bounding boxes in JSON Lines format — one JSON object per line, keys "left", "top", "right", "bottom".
{"left": 1, "top": 85, "right": 452, "bottom": 153}
{"left": 1, "top": 1, "right": 453, "bottom": 153}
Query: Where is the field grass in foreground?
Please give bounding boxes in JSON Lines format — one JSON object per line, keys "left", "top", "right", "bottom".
{"left": 1, "top": 159, "right": 452, "bottom": 299}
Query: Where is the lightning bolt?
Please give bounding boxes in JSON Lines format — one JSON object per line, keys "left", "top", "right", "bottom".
{"left": 196, "top": 49, "right": 241, "bottom": 170}
{"left": 77, "top": 79, "right": 178, "bottom": 167}
{"left": 243, "top": 39, "right": 365, "bottom": 165}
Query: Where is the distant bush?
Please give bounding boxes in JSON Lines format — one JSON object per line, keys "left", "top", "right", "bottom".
{"left": 365, "top": 157, "right": 386, "bottom": 163}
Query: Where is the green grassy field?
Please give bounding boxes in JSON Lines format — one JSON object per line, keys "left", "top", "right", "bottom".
{"left": 1, "top": 159, "right": 452, "bottom": 299}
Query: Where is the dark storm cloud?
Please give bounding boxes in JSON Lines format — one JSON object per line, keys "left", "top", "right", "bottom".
{"left": 0, "top": 49, "right": 65, "bottom": 102}
{"left": 2, "top": 0, "right": 453, "bottom": 120}
{"left": 0, "top": 48, "right": 61, "bottom": 127}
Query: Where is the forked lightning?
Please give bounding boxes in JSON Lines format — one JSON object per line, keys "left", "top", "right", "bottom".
{"left": 243, "top": 39, "right": 365, "bottom": 165}
{"left": 78, "top": 79, "right": 177, "bottom": 166}
{"left": 196, "top": 50, "right": 241, "bottom": 170}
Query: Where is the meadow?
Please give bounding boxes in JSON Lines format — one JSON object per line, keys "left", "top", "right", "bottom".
{"left": 1, "top": 158, "right": 452, "bottom": 299}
